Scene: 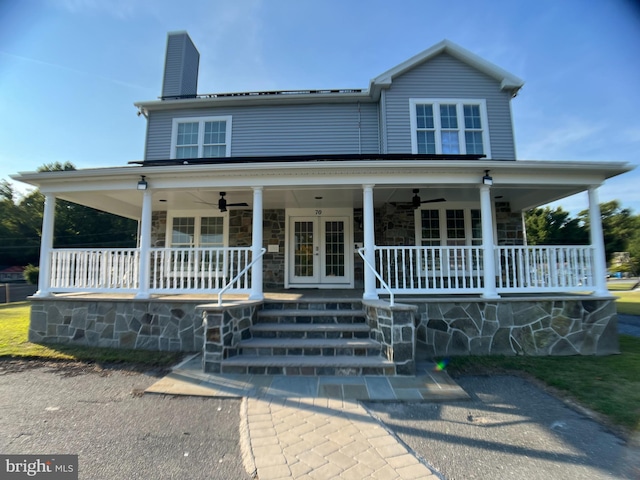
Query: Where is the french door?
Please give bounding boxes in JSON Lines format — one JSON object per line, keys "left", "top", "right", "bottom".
{"left": 287, "top": 214, "right": 352, "bottom": 287}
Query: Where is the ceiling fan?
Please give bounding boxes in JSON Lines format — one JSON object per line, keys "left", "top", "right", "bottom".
{"left": 392, "top": 189, "right": 446, "bottom": 209}
{"left": 194, "top": 192, "right": 249, "bottom": 212}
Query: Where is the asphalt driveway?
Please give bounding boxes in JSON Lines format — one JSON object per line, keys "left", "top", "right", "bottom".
{"left": 0, "top": 362, "right": 251, "bottom": 480}
{"left": 366, "top": 375, "right": 639, "bottom": 480}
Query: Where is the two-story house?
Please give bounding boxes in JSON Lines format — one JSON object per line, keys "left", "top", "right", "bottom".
{"left": 13, "top": 32, "right": 632, "bottom": 375}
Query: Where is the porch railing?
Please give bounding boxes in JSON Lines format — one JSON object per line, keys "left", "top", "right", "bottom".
{"left": 149, "top": 247, "right": 253, "bottom": 294}
{"left": 375, "top": 246, "right": 484, "bottom": 294}
{"left": 48, "top": 247, "right": 255, "bottom": 294}
{"left": 496, "top": 245, "right": 594, "bottom": 292}
{"left": 50, "top": 248, "right": 140, "bottom": 293}
{"left": 373, "top": 245, "right": 595, "bottom": 294}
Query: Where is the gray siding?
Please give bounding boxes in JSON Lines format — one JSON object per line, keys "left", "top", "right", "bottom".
{"left": 161, "top": 33, "right": 199, "bottom": 99}
{"left": 145, "top": 102, "right": 380, "bottom": 160}
{"left": 383, "top": 53, "right": 516, "bottom": 160}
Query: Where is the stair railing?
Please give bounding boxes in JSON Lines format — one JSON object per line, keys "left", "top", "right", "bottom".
{"left": 357, "top": 247, "right": 395, "bottom": 307}
{"left": 218, "top": 248, "right": 267, "bottom": 306}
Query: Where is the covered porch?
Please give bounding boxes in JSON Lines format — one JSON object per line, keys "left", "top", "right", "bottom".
{"left": 19, "top": 157, "right": 628, "bottom": 303}
{"left": 13, "top": 156, "right": 630, "bottom": 368}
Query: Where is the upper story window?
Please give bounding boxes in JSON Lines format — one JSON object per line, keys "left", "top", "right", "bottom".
{"left": 170, "top": 116, "right": 232, "bottom": 159}
{"left": 409, "top": 99, "right": 491, "bottom": 158}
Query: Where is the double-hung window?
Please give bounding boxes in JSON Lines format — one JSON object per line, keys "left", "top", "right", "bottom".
{"left": 410, "top": 99, "right": 490, "bottom": 157}
{"left": 171, "top": 116, "right": 232, "bottom": 159}
{"left": 415, "top": 207, "right": 483, "bottom": 273}
{"left": 166, "top": 213, "right": 229, "bottom": 280}
{"left": 169, "top": 214, "right": 227, "bottom": 249}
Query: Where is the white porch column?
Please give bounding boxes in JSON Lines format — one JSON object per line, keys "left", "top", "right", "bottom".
{"left": 362, "top": 184, "right": 378, "bottom": 300}
{"left": 588, "top": 186, "right": 609, "bottom": 296}
{"left": 135, "top": 189, "right": 153, "bottom": 299}
{"left": 249, "top": 187, "right": 264, "bottom": 301}
{"left": 34, "top": 193, "right": 56, "bottom": 297}
{"left": 480, "top": 185, "right": 499, "bottom": 298}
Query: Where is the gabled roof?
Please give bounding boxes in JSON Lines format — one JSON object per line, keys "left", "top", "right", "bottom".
{"left": 370, "top": 39, "right": 524, "bottom": 97}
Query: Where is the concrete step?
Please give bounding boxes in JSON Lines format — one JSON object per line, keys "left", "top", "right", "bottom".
{"left": 256, "top": 309, "right": 366, "bottom": 324}
{"left": 220, "top": 355, "right": 395, "bottom": 376}
{"left": 250, "top": 322, "right": 371, "bottom": 339}
{"left": 238, "top": 337, "right": 382, "bottom": 357}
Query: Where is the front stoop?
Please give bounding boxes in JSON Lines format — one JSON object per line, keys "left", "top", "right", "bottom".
{"left": 203, "top": 300, "right": 396, "bottom": 375}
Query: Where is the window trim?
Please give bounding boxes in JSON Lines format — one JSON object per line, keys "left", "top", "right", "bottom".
{"left": 409, "top": 99, "right": 491, "bottom": 158}
{"left": 413, "top": 205, "right": 484, "bottom": 247}
{"left": 166, "top": 210, "right": 230, "bottom": 248}
{"left": 170, "top": 116, "right": 232, "bottom": 159}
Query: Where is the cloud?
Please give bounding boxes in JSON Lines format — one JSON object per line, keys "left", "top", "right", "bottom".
{"left": 518, "top": 117, "right": 606, "bottom": 160}
{"left": 51, "top": 0, "right": 145, "bottom": 19}
{"left": 0, "top": 50, "right": 149, "bottom": 91}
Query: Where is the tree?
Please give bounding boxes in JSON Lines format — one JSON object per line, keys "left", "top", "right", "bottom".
{"left": 524, "top": 206, "right": 588, "bottom": 245}
{"left": 578, "top": 200, "right": 637, "bottom": 262}
{"left": 0, "top": 162, "right": 137, "bottom": 266}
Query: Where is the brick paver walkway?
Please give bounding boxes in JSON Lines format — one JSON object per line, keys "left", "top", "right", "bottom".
{"left": 243, "top": 396, "right": 439, "bottom": 480}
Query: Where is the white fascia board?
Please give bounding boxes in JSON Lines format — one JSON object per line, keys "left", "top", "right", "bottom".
{"left": 12, "top": 159, "right": 632, "bottom": 193}
{"left": 371, "top": 39, "right": 525, "bottom": 94}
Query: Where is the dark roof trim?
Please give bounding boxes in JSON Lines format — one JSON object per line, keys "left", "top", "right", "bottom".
{"left": 128, "top": 153, "right": 487, "bottom": 167}
{"left": 160, "top": 88, "right": 365, "bottom": 101}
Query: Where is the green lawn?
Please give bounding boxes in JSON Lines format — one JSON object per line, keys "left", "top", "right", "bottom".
{"left": 613, "top": 290, "right": 640, "bottom": 316}
{"left": 0, "top": 302, "right": 182, "bottom": 366}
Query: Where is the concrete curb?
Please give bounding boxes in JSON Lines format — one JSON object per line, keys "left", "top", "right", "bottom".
{"left": 239, "top": 397, "right": 258, "bottom": 479}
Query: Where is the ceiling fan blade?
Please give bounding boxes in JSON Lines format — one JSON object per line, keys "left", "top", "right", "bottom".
{"left": 227, "top": 202, "right": 249, "bottom": 207}
{"left": 421, "top": 197, "right": 446, "bottom": 204}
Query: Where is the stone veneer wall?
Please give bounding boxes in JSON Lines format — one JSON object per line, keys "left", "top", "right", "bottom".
{"left": 375, "top": 204, "right": 415, "bottom": 246}
{"left": 363, "top": 300, "right": 418, "bottom": 375}
{"left": 231, "top": 209, "right": 286, "bottom": 288}
{"left": 200, "top": 301, "right": 258, "bottom": 373}
{"left": 29, "top": 298, "right": 204, "bottom": 352}
{"left": 416, "top": 297, "right": 618, "bottom": 357}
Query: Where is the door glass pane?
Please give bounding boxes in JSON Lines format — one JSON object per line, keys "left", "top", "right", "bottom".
{"left": 446, "top": 209, "right": 466, "bottom": 245}
{"left": 324, "top": 221, "right": 345, "bottom": 277}
{"left": 420, "top": 210, "right": 440, "bottom": 246}
{"left": 294, "top": 221, "right": 314, "bottom": 277}
{"left": 471, "top": 210, "right": 482, "bottom": 245}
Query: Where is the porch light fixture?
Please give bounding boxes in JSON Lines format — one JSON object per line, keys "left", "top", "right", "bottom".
{"left": 482, "top": 170, "right": 493, "bottom": 186}
{"left": 137, "top": 175, "right": 148, "bottom": 190}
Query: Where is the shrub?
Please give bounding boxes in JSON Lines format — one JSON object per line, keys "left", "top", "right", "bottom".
{"left": 23, "top": 264, "right": 39, "bottom": 285}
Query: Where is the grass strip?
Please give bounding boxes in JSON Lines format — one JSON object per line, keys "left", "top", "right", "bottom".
{"left": 0, "top": 302, "right": 182, "bottom": 367}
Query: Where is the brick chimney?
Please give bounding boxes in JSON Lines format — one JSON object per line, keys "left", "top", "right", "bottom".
{"left": 161, "top": 31, "right": 199, "bottom": 99}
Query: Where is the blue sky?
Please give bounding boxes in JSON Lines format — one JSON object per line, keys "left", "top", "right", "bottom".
{"left": 1, "top": 0, "right": 639, "bottom": 215}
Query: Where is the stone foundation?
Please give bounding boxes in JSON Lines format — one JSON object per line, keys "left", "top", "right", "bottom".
{"left": 416, "top": 296, "right": 619, "bottom": 357}
{"left": 200, "top": 301, "right": 259, "bottom": 373}
{"left": 363, "top": 300, "right": 418, "bottom": 375}
{"left": 29, "top": 298, "right": 204, "bottom": 352}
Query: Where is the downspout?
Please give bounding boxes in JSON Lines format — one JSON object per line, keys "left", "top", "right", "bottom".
{"left": 357, "top": 102, "right": 362, "bottom": 154}
{"left": 380, "top": 90, "right": 387, "bottom": 154}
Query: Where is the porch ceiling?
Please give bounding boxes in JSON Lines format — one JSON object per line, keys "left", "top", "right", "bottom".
{"left": 48, "top": 183, "right": 613, "bottom": 219}
{"left": 12, "top": 159, "right": 632, "bottom": 219}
